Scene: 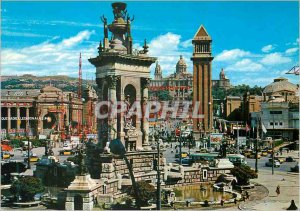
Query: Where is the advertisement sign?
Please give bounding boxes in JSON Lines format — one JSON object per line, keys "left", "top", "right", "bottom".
{"left": 86, "top": 134, "right": 97, "bottom": 139}
{"left": 210, "top": 133, "right": 223, "bottom": 144}
{"left": 238, "top": 136, "right": 247, "bottom": 146}
{"left": 39, "top": 134, "right": 47, "bottom": 140}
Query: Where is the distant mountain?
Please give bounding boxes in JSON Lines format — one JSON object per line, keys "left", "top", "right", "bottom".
{"left": 1, "top": 74, "right": 97, "bottom": 93}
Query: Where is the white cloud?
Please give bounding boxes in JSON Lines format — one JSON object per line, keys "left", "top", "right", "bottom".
{"left": 225, "top": 59, "right": 263, "bottom": 72}
{"left": 1, "top": 30, "right": 97, "bottom": 76}
{"left": 146, "top": 33, "right": 192, "bottom": 76}
{"left": 214, "top": 49, "right": 251, "bottom": 61}
{"left": 61, "top": 30, "right": 94, "bottom": 47}
{"left": 261, "top": 44, "right": 274, "bottom": 53}
{"left": 285, "top": 47, "right": 298, "bottom": 54}
{"left": 260, "top": 52, "right": 292, "bottom": 65}
{"left": 180, "top": 39, "right": 193, "bottom": 48}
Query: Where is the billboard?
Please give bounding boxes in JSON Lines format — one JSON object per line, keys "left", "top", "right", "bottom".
{"left": 210, "top": 133, "right": 223, "bottom": 144}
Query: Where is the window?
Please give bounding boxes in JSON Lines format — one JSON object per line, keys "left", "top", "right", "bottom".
{"left": 270, "top": 122, "right": 274, "bottom": 126}
{"left": 203, "top": 169, "right": 208, "bottom": 180}
{"left": 270, "top": 111, "right": 282, "bottom": 114}
{"left": 279, "top": 122, "right": 283, "bottom": 126}
{"left": 275, "top": 122, "right": 278, "bottom": 126}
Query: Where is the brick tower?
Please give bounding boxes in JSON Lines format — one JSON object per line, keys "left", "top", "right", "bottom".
{"left": 191, "top": 25, "right": 214, "bottom": 139}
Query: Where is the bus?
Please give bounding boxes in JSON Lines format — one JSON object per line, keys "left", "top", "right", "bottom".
{"left": 189, "top": 153, "right": 246, "bottom": 166}
{"left": 190, "top": 153, "right": 219, "bottom": 162}
{"left": 227, "top": 154, "right": 247, "bottom": 166}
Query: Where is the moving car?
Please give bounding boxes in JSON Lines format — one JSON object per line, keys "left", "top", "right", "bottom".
{"left": 24, "top": 155, "right": 40, "bottom": 162}
{"left": 265, "top": 159, "right": 280, "bottom": 167}
{"left": 291, "top": 163, "right": 299, "bottom": 172}
{"left": 243, "top": 149, "right": 253, "bottom": 157}
{"left": 261, "top": 150, "right": 268, "bottom": 156}
{"left": 1, "top": 152, "right": 11, "bottom": 159}
{"left": 249, "top": 153, "right": 261, "bottom": 159}
{"left": 286, "top": 156, "right": 295, "bottom": 162}
{"left": 274, "top": 157, "right": 284, "bottom": 164}
{"left": 176, "top": 158, "right": 192, "bottom": 166}
{"left": 175, "top": 152, "right": 189, "bottom": 158}
{"left": 59, "top": 149, "right": 75, "bottom": 156}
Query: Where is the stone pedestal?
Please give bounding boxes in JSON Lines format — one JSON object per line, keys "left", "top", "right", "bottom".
{"left": 65, "top": 174, "right": 101, "bottom": 211}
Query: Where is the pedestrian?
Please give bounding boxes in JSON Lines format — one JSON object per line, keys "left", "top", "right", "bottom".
{"left": 245, "top": 191, "right": 249, "bottom": 200}
{"left": 276, "top": 185, "right": 280, "bottom": 196}
{"left": 220, "top": 199, "right": 224, "bottom": 206}
{"left": 234, "top": 198, "right": 237, "bottom": 204}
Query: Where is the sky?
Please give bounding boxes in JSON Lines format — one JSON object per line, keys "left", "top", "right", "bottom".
{"left": 1, "top": 1, "right": 299, "bottom": 87}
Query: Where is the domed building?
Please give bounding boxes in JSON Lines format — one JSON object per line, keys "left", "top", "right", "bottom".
{"left": 212, "top": 68, "right": 232, "bottom": 90}
{"left": 263, "top": 77, "right": 299, "bottom": 102}
{"left": 260, "top": 77, "right": 299, "bottom": 141}
{"left": 150, "top": 55, "right": 193, "bottom": 101}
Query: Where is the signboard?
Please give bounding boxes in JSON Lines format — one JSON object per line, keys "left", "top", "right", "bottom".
{"left": 39, "top": 134, "right": 47, "bottom": 140}
{"left": 1, "top": 129, "right": 7, "bottom": 138}
{"left": 210, "top": 133, "right": 223, "bottom": 144}
{"left": 238, "top": 136, "right": 247, "bottom": 146}
{"left": 86, "top": 134, "right": 97, "bottom": 140}
{"left": 71, "top": 136, "right": 80, "bottom": 143}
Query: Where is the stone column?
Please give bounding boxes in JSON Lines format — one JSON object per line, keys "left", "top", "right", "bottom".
{"left": 107, "top": 75, "right": 118, "bottom": 142}
{"left": 120, "top": 92, "right": 125, "bottom": 146}
{"left": 17, "top": 107, "right": 20, "bottom": 130}
{"left": 142, "top": 78, "right": 151, "bottom": 150}
{"left": 7, "top": 107, "right": 11, "bottom": 131}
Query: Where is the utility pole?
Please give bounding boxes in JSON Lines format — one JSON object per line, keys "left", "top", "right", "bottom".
{"left": 27, "top": 137, "right": 31, "bottom": 169}
{"left": 179, "top": 128, "right": 182, "bottom": 165}
{"left": 272, "top": 104, "right": 275, "bottom": 175}
{"left": 237, "top": 122, "right": 240, "bottom": 154}
{"left": 255, "top": 117, "right": 259, "bottom": 173}
{"left": 156, "top": 138, "right": 161, "bottom": 210}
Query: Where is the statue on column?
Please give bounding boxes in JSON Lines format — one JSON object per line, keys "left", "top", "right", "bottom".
{"left": 77, "top": 147, "right": 88, "bottom": 175}
{"left": 101, "top": 15, "right": 108, "bottom": 39}
{"left": 124, "top": 95, "right": 133, "bottom": 129}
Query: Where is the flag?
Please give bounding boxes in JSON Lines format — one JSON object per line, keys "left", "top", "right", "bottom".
{"left": 219, "top": 120, "right": 222, "bottom": 133}
{"left": 224, "top": 122, "right": 227, "bottom": 133}
{"left": 262, "top": 122, "right": 267, "bottom": 134}
{"left": 246, "top": 123, "right": 250, "bottom": 133}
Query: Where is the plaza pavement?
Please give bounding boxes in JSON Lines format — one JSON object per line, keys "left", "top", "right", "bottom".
{"left": 237, "top": 150, "right": 299, "bottom": 211}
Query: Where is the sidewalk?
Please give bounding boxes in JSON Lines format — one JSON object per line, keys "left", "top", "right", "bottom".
{"left": 239, "top": 168, "right": 299, "bottom": 210}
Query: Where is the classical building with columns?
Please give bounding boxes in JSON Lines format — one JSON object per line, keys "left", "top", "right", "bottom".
{"left": 149, "top": 56, "right": 193, "bottom": 101}
{"left": 0, "top": 86, "right": 95, "bottom": 137}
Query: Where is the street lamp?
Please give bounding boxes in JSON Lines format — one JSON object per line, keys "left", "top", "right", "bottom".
{"left": 270, "top": 97, "right": 275, "bottom": 175}
{"left": 152, "top": 125, "right": 162, "bottom": 210}
{"left": 109, "top": 139, "right": 141, "bottom": 209}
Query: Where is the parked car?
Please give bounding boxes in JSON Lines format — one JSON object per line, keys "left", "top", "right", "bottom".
{"left": 265, "top": 160, "right": 280, "bottom": 167}
{"left": 1, "top": 152, "right": 11, "bottom": 159}
{"left": 59, "top": 149, "right": 75, "bottom": 156}
{"left": 286, "top": 156, "right": 295, "bottom": 162}
{"left": 291, "top": 163, "right": 299, "bottom": 172}
{"left": 243, "top": 149, "right": 253, "bottom": 157}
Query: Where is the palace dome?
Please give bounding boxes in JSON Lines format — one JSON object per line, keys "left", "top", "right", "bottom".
{"left": 176, "top": 55, "right": 187, "bottom": 67}
{"left": 263, "top": 77, "right": 298, "bottom": 94}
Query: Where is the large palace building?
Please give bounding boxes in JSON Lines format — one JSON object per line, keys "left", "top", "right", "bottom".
{"left": 149, "top": 58, "right": 231, "bottom": 102}
{"left": 1, "top": 85, "right": 97, "bottom": 138}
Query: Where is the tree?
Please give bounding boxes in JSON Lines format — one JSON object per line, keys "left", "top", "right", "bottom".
{"left": 127, "top": 181, "right": 156, "bottom": 206}
{"left": 230, "top": 165, "right": 258, "bottom": 186}
{"left": 10, "top": 177, "right": 45, "bottom": 202}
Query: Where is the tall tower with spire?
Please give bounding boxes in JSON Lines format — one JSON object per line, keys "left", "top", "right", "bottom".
{"left": 191, "top": 25, "right": 214, "bottom": 138}
{"left": 154, "top": 61, "right": 162, "bottom": 79}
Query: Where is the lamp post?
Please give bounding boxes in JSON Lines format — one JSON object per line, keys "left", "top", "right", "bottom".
{"left": 109, "top": 139, "right": 141, "bottom": 209}
{"left": 270, "top": 97, "right": 275, "bottom": 175}
{"left": 153, "top": 125, "right": 162, "bottom": 210}
{"left": 27, "top": 136, "right": 31, "bottom": 169}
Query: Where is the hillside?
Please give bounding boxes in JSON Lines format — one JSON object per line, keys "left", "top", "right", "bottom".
{"left": 1, "top": 75, "right": 97, "bottom": 93}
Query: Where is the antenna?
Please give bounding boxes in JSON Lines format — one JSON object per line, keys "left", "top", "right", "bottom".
{"left": 78, "top": 53, "right": 82, "bottom": 98}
